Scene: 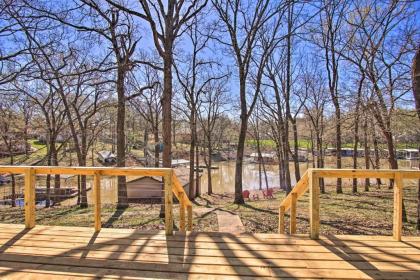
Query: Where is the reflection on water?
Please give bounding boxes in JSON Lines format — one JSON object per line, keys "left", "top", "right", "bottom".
{"left": 63, "top": 177, "right": 118, "bottom": 205}
{"left": 200, "top": 161, "right": 310, "bottom": 193}
{"left": 200, "top": 159, "right": 419, "bottom": 194}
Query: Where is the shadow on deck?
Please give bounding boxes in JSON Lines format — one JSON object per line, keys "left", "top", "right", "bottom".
{"left": 0, "top": 224, "right": 419, "bottom": 279}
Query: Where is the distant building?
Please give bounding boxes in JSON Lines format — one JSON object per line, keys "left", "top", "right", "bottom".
{"left": 250, "top": 152, "right": 276, "bottom": 163}
{"left": 126, "top": 167, "right": 201, "bottom": 200}
{"left": 97, "top": 151, "right": 117, "bottom": 164}
{"left": 210, "top": 152, "right": 227, "bottom": 162}
{"left": 158, "top": 159, "right": 190, "bottom": 167}
{"left": 397, "top": 149, "right": 419, "bottom": 160}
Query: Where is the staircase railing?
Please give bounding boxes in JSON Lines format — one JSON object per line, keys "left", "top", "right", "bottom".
{"left": 0, "top": 166, "right": 192, "bottom": 235}
{"left": 278, "top": 168, "right": 420, "bottom": 240}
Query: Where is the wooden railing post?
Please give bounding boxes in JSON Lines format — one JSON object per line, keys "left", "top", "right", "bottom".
{"left": 278, "top": 205, "right": 285, "bottom": 234}
{"left": 179, "top": 192, "right": 186, "bottom": 232}
{"left": 164, "top": 170, "right": 173, "bottom": 235}
{"left": 187, "top": 205, "right": 193, "bottom": 231}
{"left": 24, "top": 167, "right": 35, "bottom": 229}
{"left": 309, "top": 170, "right": 320, "bottom": 239}
{"left": 93, "top": 172, "right": 101, "bottom": 232}
{"left": 290, "top": 193, "right": 297, "bottom": 234}
{"left": 393, "top": 172, "right": 403, "bottom": 241}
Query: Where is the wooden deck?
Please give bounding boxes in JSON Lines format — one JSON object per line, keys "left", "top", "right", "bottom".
{"left": 0, "top": 224, "right": 419, "bottom": 279}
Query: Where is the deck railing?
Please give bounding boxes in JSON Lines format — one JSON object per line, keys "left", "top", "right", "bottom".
{"left": 279, "top": 168, "right": 420, "bottom": 240}
{"left": 0, "top": 166, "right": 192, "bottom": 235}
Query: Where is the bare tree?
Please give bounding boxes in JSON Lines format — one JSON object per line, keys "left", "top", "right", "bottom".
{"left": 312, "top": 0, "right": 351, "bottom": 193}
{"left": 198, "top": 78, "right": 229, "bottom": 195}
{"left": 29, "top": 0, "right": 159, "bottom": 207}
{"left": 412, "top": 45, "right": 420, "bottom": 229}
{"left": 106, "top": 0, "right": 208, "bottom": 170}
{"left": 129, "top": 65, "right": 162, "bottom": 167}
{"left": 212, "top": 0, "right": 284, "bottom": 203}
{"left": 174, "top": 16, "right": 226, "bottom": 199}
{"left": 301, "top": 61, "right": 328, "bottom": 193}
{"left": 0, "top": 96, "right": 21, "bottom": 207}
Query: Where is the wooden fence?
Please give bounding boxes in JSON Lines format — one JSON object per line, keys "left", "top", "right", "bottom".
{"left": 0, "top": 166, "right": 193, "bottom": 235}
{"left": 279, "top": 168, "right": 420, "bottom": 240}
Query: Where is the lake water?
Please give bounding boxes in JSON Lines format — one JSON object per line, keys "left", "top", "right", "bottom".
{"left": 0, "top": 158, "right": 417, "bottom": 205}
{"left": 200, "top": 161, "right": 310, "bottom": 193}
{"left": 199, "top": 158, "right": 419, "bottom": 194}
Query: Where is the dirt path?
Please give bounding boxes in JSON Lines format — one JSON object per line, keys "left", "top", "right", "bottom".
{"left": 216, "top": 210, "right": 245, "bottom": 233}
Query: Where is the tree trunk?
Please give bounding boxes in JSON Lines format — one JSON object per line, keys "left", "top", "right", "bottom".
{"left": 234, "top": 117, "right": 247, "bottom": 204}
{"left": 334, "top": 105, "right": 342, "bottom": 193}
{"left": 154, "top": 128, "right": 159, "bottom": 167}
{"left": 256, "top": 134, "right": 263, "bottom": 190}
{"left": 363, "top": 117, "right": 370, "bottom": 191}
{"left": 10, "top": 154, "right": 16, "bottom": 207}
{"left": 80, "top": 175, "right": 88, "bottom": 207}
{"left": 116, "top": 67, "right": 128, "bottom": 208}
{"left": 352, "top": 118, "right": 360, "bottom": 193}
{"left": 207, "top": 138, "right": 213, "bottom": 195}
{"left": 188, "top": 111, "right": 196, "bottom": 200}
{"left": 283, "top": 134, "right": 292, "bottom": 193}
{"left": 143, "top": 127, "right": 149, "bottom": 166}
{"left": 162, "top": 52, "right": 172, "bottom": 168}
{"left": 195, "top": 143, "right": 200, "bottom": 197}
{"left": 77, "top": 175, "right": 81, "bottom": 205}
{"left": 291, "top": 119, "right": 301, "bottom": 182}
{"left": 373, "top": 127, "right": 382, "bottom": 187}
{"left": 411, "top": 45, "right": 419, "bottom": 230}
{"left": 46, "top": 149, "right": 51, "bottom": 208}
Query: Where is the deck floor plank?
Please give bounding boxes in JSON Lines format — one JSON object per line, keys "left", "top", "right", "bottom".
{"left": 0, "top": 224, "right": 419, "bottom": 279}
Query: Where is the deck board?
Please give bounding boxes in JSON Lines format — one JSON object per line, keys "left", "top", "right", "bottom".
{"left": 0, "top": 224, "right": 419, "bottom": 279}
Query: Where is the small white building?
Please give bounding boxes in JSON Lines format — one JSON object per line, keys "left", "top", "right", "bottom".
{"left": 397, "top": 149, "right": 419, "bottom": 160}
{"left": 97, "top": 151, "right": 117, "bottom": 164}
{"left": 250, "top": 152, "right": 276, "bottom": 163}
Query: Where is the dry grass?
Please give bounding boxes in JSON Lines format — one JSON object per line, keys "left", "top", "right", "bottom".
{"left": 195, "top": 182, "right": 420, "bottom": 236}
{"left": 0, "top": 202, "right": 218, "bottom": 232}
{"left": 0, "top": 180, "right": 418, "bottom": 235}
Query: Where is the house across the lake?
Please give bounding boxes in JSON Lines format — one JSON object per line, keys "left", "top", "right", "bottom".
{"left": 97, "top": 150, "right": 117, "bottom": 164}
{"left": 250, "top": 152, "right": 276, "bottom": 163}
{"left": 397, "top": 149, "right": 419, "bottom": 160}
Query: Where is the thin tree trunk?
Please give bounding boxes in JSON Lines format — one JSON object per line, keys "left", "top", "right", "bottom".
{"left": 116, "top": 67, "right": 128, "bottom": 208}
{"left": 143, "top": 126, "right": 149, "bottom": 166}
{"left": 335, "top": 106, "right": 342, "bottom": 193}
{"left": 10, "top": 154, "right": 16, "bottom": 207}
{"left": 352, "top": 118, "right": 360, "bottom": 193}
{"left": 291, "top": 119, "right": 301, "bottom": 182}
{"left": 207, "top": 138, "right": 213, "bottom": 195}
{"left": 154, "top": 128, "right": 159, "bottom": 167}
{"left": 373, "top": 127, "right": 382, "bottom": 187}
{"left": 234, "top": 117, "right": 247, "bottom": 204}
{"left": 363, "top": 117, "right": 370, "bottom": 191}
{"left": 188, "top": 111, "right": 196, "bottom": 200}
{"left": 195, "top": 143, "right": 200, "bottom": 197}
{"left": 256, "top": 134, "right": 263, "bottom": 190}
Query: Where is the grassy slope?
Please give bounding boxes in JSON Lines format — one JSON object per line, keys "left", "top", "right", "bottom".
{"left": 0, "top": 203, "right": 218, "bottom": 232}
{"left": 0, "top": 183, "right": 418, "bottom": 235}
{"left": 195, "top": 183, "right": 419, "bottom": 236}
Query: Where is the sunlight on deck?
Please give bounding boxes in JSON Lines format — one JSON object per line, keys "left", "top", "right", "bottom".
{"left": 0, "top": 224, "right": 419, "bottom": 279}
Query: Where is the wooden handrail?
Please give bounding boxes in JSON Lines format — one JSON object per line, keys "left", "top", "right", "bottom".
{"left": 279, "top": 168, "right": 420, "bottom": 240}
{"left": 0, "top": 165, "right": 192, "bottom": 235}
{"left": 172, "top": 173, "right": 193, "bottom": 231}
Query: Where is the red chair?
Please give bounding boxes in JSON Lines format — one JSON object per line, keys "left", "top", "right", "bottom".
{"left": 242, "top": 190, "right": 250, "bottom": 200}
{"left": 263, "top": 188, "right": 274, "bottom": 199}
